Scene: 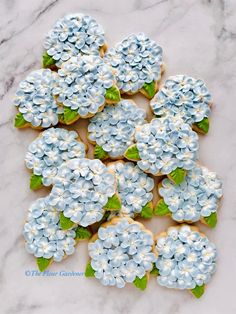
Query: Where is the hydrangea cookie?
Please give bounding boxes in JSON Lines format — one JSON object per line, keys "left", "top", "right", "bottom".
{"left": 14, "top": 69, "right": 62, "bottom": 129}
{"left": 104, "top": 33, "right": 164, "bottom": 99}
{"left": 150, "top": 75, "right": 212, "bottom": 134}
{"left": 48, "top": 158, "right": 121, "bottom": 229}
{"left": 124, "top": 117, "right": 199, "bottom": 184}
{"left": 52, "top": 55, "right": 120, "bottom": 124}
{"left": 23, "top": 197, "right": 92, "bottom": 272}
{"left": 87, "top": 100, "right": 146, "bottom": 159}
{"left": 154, "top": 164, "right": 223, "bottom": 227}
{"left": 43, "top": 13, "right": 107, "bottom": 69}
{"left": 25, "top": 128, "right": 86, "bottom": 190}
{"left": 85, "top": 217, "right": 156, "bottom": 289}
{"left": 153, "top": 225, "right": 217, "bottom": 298}
{"left": 107, "top": 161, "right": 154, "bottom": 218}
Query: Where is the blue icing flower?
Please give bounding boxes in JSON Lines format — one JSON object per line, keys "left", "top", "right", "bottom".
{"left": 155, "top": 225, "right": 217, "bottom": 290}
{"left": 25, "top": 128, "right": 86, "bottom": 187}
{"left": 135, "top": 117, "right": 199, "bottom": 175}
{"left": 150, "top": 75, "right": 212, "bottom": 125}
{"left": 53, "top": 55, "right": 115, "bottom": 117}
{"left": 104, "top": 33, "right": 163, "bottom": 94}
{"left": 107, "top": 161, "right": 154, "bottom": 217}
{"left": 88, "top": 100, "right": 146, "bottom": 158}
{"left": 88, "top": 218, "right": 156, "bottom": 288}
{"left": 14, "top": 69, "right": 62, "bottom": 128}
{"left": 159, "top": 165, "right": 223, "bottom": 222}
{"left": 23, "top": 197, "right": 77, "bottom": 262}
{"left": 48, "top": 158, "right": 116, "bottom": 227}
{"left": 44, "top": 13, "right": 106, "bottom": 67}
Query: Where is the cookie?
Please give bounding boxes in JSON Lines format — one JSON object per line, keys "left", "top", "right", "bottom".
{"left": 150, "top": 75, "right": 212, "bottom": 134}
{"left": 43, "top": 13, "right": 107, "bottom": 69}
{"left": 87, "top": 99, "right": 146, "bottom": 160}
{"left": 86, "top": 217, "right": 156, "bottom": 289}
{"left": 14, "top": 69, "right": 62, "bottom": 129}
{"left": 104, "top": 33, "right": 164, "bottom": 99}
{"left": 48, "top": 158, "right": 121, "bottom": 228}
{"left": 153, "top": 225, "right": 217, "bottom": 298}
{"left": 23, "top": 197, "right": 91, "bottom": 272}
{"left": 154, "top": 164, "right": 223, "bottom": 227}
{"left": 25, "top": 128, "right": 86, "bottom": 190}
{"left": 124, "top": 117, "right": 199, "bottom": 184}
{"left": 52, "top": 55, "right": 120, "bottom": 124}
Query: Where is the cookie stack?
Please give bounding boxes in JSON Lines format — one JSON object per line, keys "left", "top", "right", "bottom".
{"left": 14, "top": 13, "right": 222, "bottom": 298}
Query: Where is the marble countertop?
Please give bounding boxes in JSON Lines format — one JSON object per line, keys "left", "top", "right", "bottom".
{"left": 1, "top": 0, "right": 236, "bottom": 313}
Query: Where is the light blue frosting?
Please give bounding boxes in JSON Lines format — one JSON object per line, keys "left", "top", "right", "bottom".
{"left": 88, "top": 218, "right": 156, "bottom": 288}
{"left": 44, "top": 13, "right": 105, "bottom": 67}
{"left": 135, "top": 117, "right": 199, "bottom": 175}
{"left": 25, "top": 128, "right": 86, "bottom": 187}
{"left": 23, "top": 197, "right": 77, "bottom": 262}
{"left": 14, "top": 69, "right": 62, "bottom": 128}
{"left": 155, "top": 225, "right": 217, "bottom": 290}
{"left": 88, "top": 100, "right": 146, "bottom": 158}
{"left": 52, "top": 55, "right": 115, "bottom": 117}
{"left": 159, "top": 165, "right": 223, "bottom": 222}
{"left": 150, "top": 75, "right": 212, "bottom": 125}
{"left": 107, "top": 161, "right": 154, "bottom": 217}
{"left": 104, "top": 33, "right": 163, "bottom": 93}
{"left": 48, "top": 158, "right": 116, "bottom": 227}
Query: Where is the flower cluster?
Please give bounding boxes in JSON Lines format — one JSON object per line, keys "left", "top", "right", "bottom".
{"left": 88, "top": 100, "right": 146, "bottom": 158}
{"left": 25, "top": 128, "right": 86, "bottom": 186}
{"left": 44, "top": 13, "right": 106, "bottom": 67}
{"left": 104, "top": 33, "right": 163, "bottom": 94}
{"left": 14, "top": 69, "right": 62, "bottom": 128}
{"left": 48, "top": 158, "right": 116, "bottom": 227}
{"left": 23, "top": 197, "right": 77, "bottom": 262}
{"left": 150, "top": 75, "right": 212, "bottom": 125}
{"left": 135, "top": 117, "right": 199, "bottom": 175}
{"left": 53, "top": 55, "right": 115, "bottom": 117}
{"left": 159, "top": 165, "right": 223, "bottom": 222}
{"left": 107, "top": 161, "right": 154, "bottom": 217}
{"left": 88, "top": 218, "right": 156, "bottom": 288}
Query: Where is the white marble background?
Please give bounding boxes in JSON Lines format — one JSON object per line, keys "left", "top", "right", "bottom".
{"left": 0, "top": 0, "right": 236, "bottom": 313}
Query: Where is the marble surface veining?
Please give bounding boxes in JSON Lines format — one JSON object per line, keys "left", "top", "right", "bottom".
{"left": 0, "top": 0, "right": 236, "bottom": 313}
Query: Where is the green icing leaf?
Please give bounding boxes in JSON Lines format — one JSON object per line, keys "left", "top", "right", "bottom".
{"left": 60, "top": 212, "right": 75, "bottom": 230}
{"left": 142, "top": 81, "right": 156, "bottom": 98}
{"left": 14, "top": 112, "right": 28, "bottom": 128}
{"left": 150, "top": 264, "right": 159, "bottom": 275}
{"left": 133, "top": 274, "right": 148, "bottom": 291}
{"left": 94, "top": 144, "right": 108, "bottom": 160}
{"left": 195, "top": 117, "right": 209, "bottom": 134}
{"left": 204, "top": 212, "right": 217, "bottom": 228}
{"left": 30, "top": 174, "right": 43, "bottom": 190}
{"left": 104, "top": 194, "right": 121, "bottom": 211}
{"left": 75, "top": 226, "right": 92, "bottom": 240}
{"left": 154, "top": 199, "right": 171, "bottom": 216}
{"left": 85, "top": 261, "right": 95, "bottom": 277}
{"left": 168, "top": 168, "right": 186, "bottom": 185}
{"left": 42, "top": 51, "right": 56, "bottom": 68}
{"left": 105, "top": 86, "right": 121, "bottom": 102}
{"left": 140, "top": 202, "right": 153, "bottom": 219}
{"left": 191, "top": 284, "right": 205, "bottom": 298}
{"left": 37, "top": 257, "right": 52, "bottom": 272}
{"left": 63, "top": 107, "right": 79, "bottom": 124}
{"left": 124, "top": 145, "right": 140, "bottom": 161}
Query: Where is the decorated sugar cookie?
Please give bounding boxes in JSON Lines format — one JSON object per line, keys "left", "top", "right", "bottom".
{"left": 87, "top": 99, "right": 146, "bottom": 159}
{"left": 48, "top": 158, "right": 121, "bottom": 229}
{"left": 14, "top": 69, "right": 62, "bottom": 129}
{"left": 107, "top": 161, "right": 154, "bottom": 218}
{"left": 52, "top": 55, "right": 120, "bottom": 124}
{"left": 150, "top": 75, "right": 212, "bottom": 134}
{"left": 23, "top": 197, "right": 91, "bottom": 272}
{"left": 104, "top": 33, "right": 164, "bottom": 98}
{"left": 154, "top": 164, "right": 223, "bottom": 227}
{"left": 153, "top": 225, "right": 217, "bottom": 298}
{"left": 124, "top": 117, "right": 199, "bottom": 184}
{"left": 43, "top": 13, "right": 107, "bottom": 69}
{"left": 25, "top": 128, "right": 86, "bottom": 190}
{"left": 85, "top": 217, "right": 156, "bottom": 289}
